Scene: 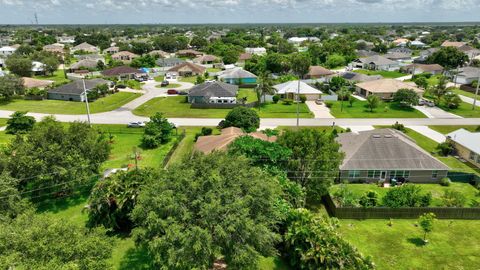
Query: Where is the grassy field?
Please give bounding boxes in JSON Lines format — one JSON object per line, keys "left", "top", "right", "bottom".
{"left": 329, "top": 182, "right": 479, "bottom": 207}
{"left": 0, "top": 92, "right": 140, "bottom": 114}
{"left": 207, "top": 67, "right": 222, "bottom": 73}
{"left": 154, "top": 75, "right": 164, "bottom": 82}
{"left": 353, "top": 69, "right": 405, "bottom": 78}
{"left": 0, "top": 118, "right": 8, "bottom": 127}
{"left": 133, "top": 96, "right": 313, "bottom": 118}
{"left": 437, "top": 101, "right": 480, "bottom": 118}
{"left": 337, "top": 218, "right": 480, "bottom": 270}
{"left": 33, "top": 69, "right": 70, "bottom": 84}
{"left": 329, "top": 101, "right": 427, "bottom": 118}
{"left": 429, "top": 125, "right": 479, "bottom": 134}
{"left": 451, "top": 88, "right": 480, "bottom": 99}
{"left": 155, "top": 83, "right": 182, "bottom": 88}
{"left": 238, "top": 88, "right": 259, "bottom": 103}
{"left": 179, "top": 76, "right": 198, "bottom": 84}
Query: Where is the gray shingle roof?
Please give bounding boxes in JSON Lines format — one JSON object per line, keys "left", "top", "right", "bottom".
{"left": 48, "top": 79, "right": 110, "bottom": 96}
{"left": 356, "top": 55, "right": 397, "bottom": 66}
{"left": 336, "top": 129, "right": 449, "bottom": 171}
{"left": 188, "top": 81, "right": 238, "bottom": 98}
{"left": 218, "top": 68, "right": 257, "bottom": 79}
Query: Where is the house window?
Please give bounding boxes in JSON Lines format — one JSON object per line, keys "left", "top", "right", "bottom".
{"left": 367, "top": 170, "right": 381, "bottom": 178}
{"left": 432, "top": 171, "right": 439, "bottom": 179}
{"left": 348, "top": 170, "right": 361, "bottom": 178}
{"left": 469, "top": 151, "right": 479, "bottom": 163}
{"left": 404, "top": 171, "right": 410, "bottom": 178}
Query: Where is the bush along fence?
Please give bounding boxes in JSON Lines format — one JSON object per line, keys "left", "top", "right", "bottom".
{"left": 162, "top": 129, "right": 186, "bottom": 168}
{"left": 322, "top": 194, "right": 480, "bottom": 220}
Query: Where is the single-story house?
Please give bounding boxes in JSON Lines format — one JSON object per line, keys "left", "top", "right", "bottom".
{"left": 441, "top": 41, "right": 468, "bottom": 48}
{"left": 71, "top": 42, "right": 99, "bottom": 54}
{"left": 193, "top": 54, "right": 220, "bottom": 65}
{"left": 149, "top": 50, "right": 170, "bottom": 58}
{"left": 56, "top": 36, "right": 75, "bottom": 44}
{"left": 47, "top": 78, "right": 111, "bottom": 102}
{"left": 403, "top": 64, "right": 444, "bottom": 75}
{"left": 355, "top": 40, "right": 375, "bottom": 50}
{"left": 306, "top": 66, "right": 335, "bottom": 79}
{"left": 355, "top": 78, "right": 424, "bottom": 100}
{"left": 188, "top": 81, "right": 238, "bottom": 104}
{"left": 43, "top": 43, "right": 65, "bottom": 54}
{"left": 414, "top": 48, "right": 439, "bottom": 63}
{"left": 388, "top": 47, "right": 412, "bottom": 55}
{"left": 455, "top": 67, "right": 480, "bottom": 85}
{"left": 458, "top": 45, "right": 480, "bottom": 60}
{"left": 176, "top": 49, "right": 203, "bottom": 58}
{"left": 446, "top": 129, "right": 480, "bottom": 168}
{"left": 410, "top": 40, "right": 426, "bottom": 48}
{"left": 392, "top": 38, "right": 410, "bottom": 47}
{"left": 112, "top": 51, "right": 139, "bottom": 64}
{"left": 356, "top": 50, "right": 379, "bottom": 58}
{"left": 273, "top": 80, "right": 323, "bottom": 101}
{"left": 337, "top": 129, "right": 449, "bottom": 183}
{"left": 237, "top": 53, "right": 253, "bottom": 65}
{"left": 156, "top": 57, "right": 185, "bottom": 68}
{"left": 0, "top": 46, "right": 16, "bottom": 57}
{"left": 101, "top": 66, "right": 145, "bottom": 80}
{"left": 32, "top": 61, "right": 45, "bottom": 75}
{"left": 351, "top": 55, "right": 400, "bottom": 71}
{"left": 218, "top": 68, "right": 257, "bottom": 86}
{"left": 168, "top": 62, "right": 206, "bottom": 77}
{"left": 195, "top": 127, "right": 276, "bottom": 154}
{"left": 385, "top": 52, "right": 412, "bottom": 61}
{"left": 339, "top": 72, "right": 383, "bottom": 82}
{"left": 69, "top": 59, "right": 101, "bottom": 72}
{"left": 104, "top": 46, "right": 120, "bottom": 54}
{"left": 245, "top": 47, "right": 267, "bottom": 55}
{"left": 22, "top": 77, "right": 54, "bottom": 89}
{"left": 75, "top": 54, "right": 104, "bottom": 62}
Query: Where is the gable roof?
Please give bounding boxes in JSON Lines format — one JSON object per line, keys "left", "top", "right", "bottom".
{"left": 218, "top": 67, "right": 257, "bottom": 79}
{"left": 337, "top": 129, "right": 449, "bottom": 170}
{"left": 22, "top": 77, "right": 54, "bottom": 89}
{"left": 188, "top": 81, "right": 238, "bottom": 98}
{"left": 307, "top": 66, "right": 335, "bottom": 77}
{"left": 404, "top": 64, "right": 444, "bottom": 73}
{"left": 101, "top": 66, "right": 143, "bottom": 76}
{"left": 441, "top": 41, "right": 468, "bottom": 48}
{"left": 274, "top": 80, "right": 322, "bottom": 95}
{"left": 72, "top": 42, "right": 98, "bottom": 51}
{"left": 457, "top": 66, "right": 480, "bottom": 78}
{"left": 112, "top": 51, "right": 139, "bottom": 58}
{"left": 447, "top": 129, "right": 480, "bottom": 154}
{"left": 239, "top": 53, "right": 253, "bottom": 60}
{"left": 177, "top": 49, "right": 203, "bottom": 56}
{"left": 194, "top": 54, "right": 219, "bottom": 63}
{"left": 356, "top": 78, "right": 424, "bottom": 94}
{"left": 70, "top": 59, "right": 99, "bottom": 70}
{"left": 48, "top": 79, "right": 110, "bottom": 96}
{"left": 385, "top": 52, "right": 412, "bottom": 60}
{"left": 156, "top": 57, "right": 185, "bottom": 66}
{"left": 168, "top": 62, "right": 206, "bottom": 74}
{"left": 340, "top": 72, "right": 383, "bottom": 82}
{"left": 356, "top": 55, "right": 398, "bottom": 66}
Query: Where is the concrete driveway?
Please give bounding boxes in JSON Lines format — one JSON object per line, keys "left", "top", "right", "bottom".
{"left": 305, "top": 101, "right": 334, "bottom": 118}
{"left": 413, "top": 105, "right": 462, "bottom": 119}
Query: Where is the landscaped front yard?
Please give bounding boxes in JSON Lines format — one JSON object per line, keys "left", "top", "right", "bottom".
{"left": 437, "top": 101, "right": 480, "bottom": 118}
{"left": 337, "top": 218, "right": 480, "bottom": 270}
{"left": 329, "top": 100, "right": 427, "bottom": 118}
{"left": 451, "top": 88, "right": 480, "bottom": 99}
{"left": 133, "top": 96, "right": 313, "bottom": 118}
{"left": 0, "top": 92, "right": 140, "bottom": 114}
{"left": 429, "top": 125, "right": 479, "bottom": 134}
{"left": 353, "top": 69, "right": 405, "bottom": 78}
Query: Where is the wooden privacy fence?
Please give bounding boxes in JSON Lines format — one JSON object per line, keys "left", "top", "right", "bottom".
{"left": 323, "top": 194, "right": 480, "bottom": 220}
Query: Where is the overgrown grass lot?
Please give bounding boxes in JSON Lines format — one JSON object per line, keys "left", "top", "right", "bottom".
{"left": 0, "top": 92, "right": 140, "bottom": 114}
{"left": 353, "top": 69, "right": 405, "bottom": 78}
{"left": 133, "top": 96, "right": 313, "bottom": 118}
{"left": 328, "top": 100, "right": 427, "bottom": 118}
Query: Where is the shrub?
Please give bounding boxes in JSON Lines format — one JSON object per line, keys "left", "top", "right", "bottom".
{"left": 359, "top": 191, "right": 379, "bottom": 208}
{"left": 332, "top": 184, "right": 358, "bottom": 207}
{"left": 6, "top": 111, "right": 36, "bottom": 135}
{"left": 382, "top": 184, "right": 432, "bottom": 207}
{"left": 194, "top": 127, "right": 213, "bottom": 141}
{"left": 439, "top": 177, "right": 451, "bottom": 186}
{"left": 142, "top": 113, "right": 175, "bottom": 149}
{"left": 437, "top": 141, "right": 454, "bottom": 156}
{"left": 224, "top": 106, "right": 260, "bottom": 133}
{"left": 442, "top": 190, "right": 467, "bottom": 207}
{"left": 325, "top": 101, "right": 333, "bottom": 108}
{"left": 391, "top": 121, "right": 406, "bottom": 132}
{"left": 282, "top": 98, "right": 293, "bottom": 105}
{"left": 299, "top": 94, "right": 307, "bottom": 103}
{"left": 272, "top": 95, "right": 280, "bottom": 104}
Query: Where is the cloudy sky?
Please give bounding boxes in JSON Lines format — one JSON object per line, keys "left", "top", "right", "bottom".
{"left": 0, "top": 0, "right": 479, "bottom": 24}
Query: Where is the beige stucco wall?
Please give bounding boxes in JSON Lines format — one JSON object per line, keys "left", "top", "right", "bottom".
{"left": 339, "top": 169, "right": 448, "bottom": 183}
{"left": 451, "top": 142, "right": 480, "bottom": 168}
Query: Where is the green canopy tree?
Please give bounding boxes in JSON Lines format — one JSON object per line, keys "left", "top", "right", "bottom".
{"left": 0, "top": 75, "right": 25, "bottom": 101}
{"left": 228, "top": 136, "right": 291, "bottom": 168}
{"left": 5, "top": 56, "right": 32, "bottom": 77}
{"left": 427, "top": 47, "right": 468, "bottom": 69}
{"left": 256, "top": 72, "right": 275, "bottom": 104}
{"left": 5, "top": 111, "right": 36, "bottom": 134}
{"left": 393, "top": 88, "right": 420, "bottom": 107}
{"left": 224, "top": 106, "right": 260, "bottom": 132}
{"left": 0, "top": 172, "right": 30, "bottom": 222}
{"left": 142, "top": 113, "right": 175, "bottom": 149}
{"left": 419, "top": 213, "right": 436, "bottom": 243}
{"left": 132, "top": 152, "right": 283, "bottom": 270}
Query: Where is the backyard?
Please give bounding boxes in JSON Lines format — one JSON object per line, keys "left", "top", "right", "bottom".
{"left": 353, "top": 69, "right": 405, "bottom": 78}
{"left": 0, "top": 92, "right": 140, "bottom": 114}
{"left": 329, "top": 100, "right": 427, "bottom": 118}
{"left": 133, "top": 96, "right": 313, "bottom": 118}
{"left": 33, "top": 69, "right": 71, "bottom": 84}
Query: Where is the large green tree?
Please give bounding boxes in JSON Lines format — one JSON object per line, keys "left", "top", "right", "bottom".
{"left": 0, "top": 75, "right": 24, "bottom": 101}
{"left": 142, "top": 113, "right": 175, "bottom": 149}
{"left": 0, "top": 172, "right": 30, "bottom": 222}
{"left": 228, "top": 136, "right": 291, "bottom": 168}
{"left": 392, "top": 88, "right": 420, "bottom": 107}
{"left": 5, "top": 56, "right": 32, "bottom": 77}
{"left": 277, "top": 129, "right": 344, "bottom": 202}
{"left": 132, "top": 153, "right": 282, "bottom": 270}
{"left": 427, "top": 47, "right": 468, "bottom": 69}
{"left": 224, "top": 106, "right": 260, "bottom": 132}
{"left": 5, "top": 111, "right": 36, "bottom": 134}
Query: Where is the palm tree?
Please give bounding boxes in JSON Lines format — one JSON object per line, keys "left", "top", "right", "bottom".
{"left": 366, "top": 95, "right": 380, "bottom": 112}
{"left": 290, "top": 53, "right": 312, "bottom": 127}
{"left": 256, "top": 73, "right": 275, "bottom": 106}
{"left": 337, "top": 87, "right": 350, "bottom": 112}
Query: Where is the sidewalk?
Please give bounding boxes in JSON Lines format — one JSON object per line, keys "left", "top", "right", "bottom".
{"left": 406, "top": 126, "right": 446, "bottom": 143}
{"left": 458, "top": 94, "right": 480, "bottom": 107}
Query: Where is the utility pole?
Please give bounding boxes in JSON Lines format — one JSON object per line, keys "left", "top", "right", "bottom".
{"left": 473, "top": 71, "right": 480, "bottom": 110}
{"left": 82, "top": 79, "right": 92, "bottom": 126}
{"left": 296, "top": 79, "right": 300, "bottom": 128}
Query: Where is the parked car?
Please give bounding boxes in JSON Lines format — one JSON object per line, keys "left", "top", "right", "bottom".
{"left": 315, "top": 99, "right": 323, "bottom": 105}
{"left": 167, "top": 89, "right": 178, "bottom": 95}
{"left": 178, "top": 91, "right": 188, "bottom": 95}
{"left": 116, "top": 84, "right": 126, "bottom": 89}
{"left": 419, "top": 99, "right": 435, "bottom": 107}
{"left": 127, "top": 121, "right": 146, "bottom": 128}
{"left": 161, "top": 80, "right": 169, "bottom": 87}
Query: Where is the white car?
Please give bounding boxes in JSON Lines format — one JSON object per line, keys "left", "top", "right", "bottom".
{"left": 127, "top": 121, "right": 146, "bottom": 128}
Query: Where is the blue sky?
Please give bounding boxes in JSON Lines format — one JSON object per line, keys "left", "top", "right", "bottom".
{"left": 0, "top": 0, "right": 479, "bottom": 24}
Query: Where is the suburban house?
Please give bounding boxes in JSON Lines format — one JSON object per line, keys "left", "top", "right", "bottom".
{"left": 356, "top": 50, "right": 379, "bottom": 58}
{"left": 237, "top": 53, "right": 253, "bottom": 65}
{"left": 47, "top": 78, "right": 111, "bottom": 102}
{"left": 75, "top": 54, "right": 104, "bottom": 62}
{"left": 441, "top": 41, "right": 468, "bottom": 48}
{"left": 0, "top": 46, "right": 16, "bottom": 57}
{"left": 188, "top": 81, "right": 238, "bottom": 104}
{"left": 56, "top": 36, "right": 75, "bottom": 44}
{"left": 71, "top": 42, "right": 99, "bottom": 54}
{"left": 176, "top": 49, "right": 203, "bottom": 58}
{"left": 355, "top": 79, "right": 424, "bottom": 100}
{"left": 218, "top": 68, "right": 257, "bottom": 86}
{"left": 455, "top": 67, "right": 480, "bottom": 85}
{"left": 414, "top": 48, "right": 439, "bottom": 63}
{"left": 156, "top": 57, "right": 185, "bottom": 68}
{"left": 195, "top": 127, "right": 276, "bottom": 154}
{"left": 287, "top": 37, "right": 319, "bottom": 45}
{"left": 112, "top": 51, "right": 139, "bottom": 63}
{"left": 385, "top": 52, "right": 412, "bottom": 61}
{"left": 167, "top": 62, "right": 206, "bottom": 77}
{"left": 388, "top": 47, "right": 412, "bottom": 55}
{"left": 446, "top": 129, "right": 480, "bottom": 169}
{"left": 306, "top": 66, "right": 335, "bottom": 79}
{"left": 43, "top": 43, "right": 65, "bottom": 54}
{"left": 339, "top": 71, "right": 383, "bottom": 82}
{"left": 403, "top": 64, "right": 444, "bottom": 75}
{"left": 392, "top": 38, "right": 410, "bottom": 47}
{"left": 193, "top": 54, "right": 220, "bottom": 65}
{"left": 102, "top": 66, "right": 145, "bottom": 80}
{"left": 355, "top": 40, "right": 375, "bottom": 50}
{"left": 273, "top": 80, "right": 322, "bottom": 101}
{"left": 336, "top": 129, "right": 449, "bottom": 183}
{"left": 351, "top": 55, "right": 400, "bottom": 71}
{"left": 69, "top": 59, "right": 101, "bottom": 72}
{"left": 104, "top": 46, "right": 120, "bottom": 54}
{"left": 149, "top": 50, "right": 170, "bottom": 58}
{"left": 22, "top": 77, "right": 54, "bottom": 89}
{"left": 410, "top": 40, "right": 426, "bottom": 48}
{"left": 245, "top": 47, "right": 267, "bottom": 55}
{"left": 32, "top": 61, "right": 45, "bottom": 75}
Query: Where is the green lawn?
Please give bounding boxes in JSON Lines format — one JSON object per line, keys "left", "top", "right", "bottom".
{"left": 330, "top": 182, "right": 479, "bottom": 207}
{"left": 133, "top": 96, "right": 313, "bottom": 118}
{"left": 178, "top": 76, "right": 197, "bottom": 84}
{"left": 437, "top": 101, "right": 480, "bottom": 118}
{"left": 338, "top": 219, "right": 480, "bottom": 270}
{"left": 429, "top": 125, "right": 480, "bottom": 134}
{"left": 167, "top": 127, "right": 221, "bottom": 166}
{"left": 238, "top": 88, "right": 259, "bottom": 103}
{"left": 207, "top": 68, "right": 221, "bottom": 73}
{"left": 155, "top": 83, "right": 182, "bottom": 88}
{"left": 451, "top": 88, "right": 479, "bottom": 99}
{"left": 154, "top": 75, "right": 164, "bottom": 82}
{"left": 0, "top": 118, "right": 8, "bottom": 127}
{"left": 353, "top": 69, "right": 405, "bottom": 78}
{"left": 33, "top": 69, "right": 70, "bottom": 84}
{"left": 329, "top": 101, "right": 427, "bottom": 118}
{"left": 0, "top": 92, "right": 140, "bottom": 115}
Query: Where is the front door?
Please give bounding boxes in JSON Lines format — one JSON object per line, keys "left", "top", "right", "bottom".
{"left": 380, "top": 171, "right": 387, "bottom": 180}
